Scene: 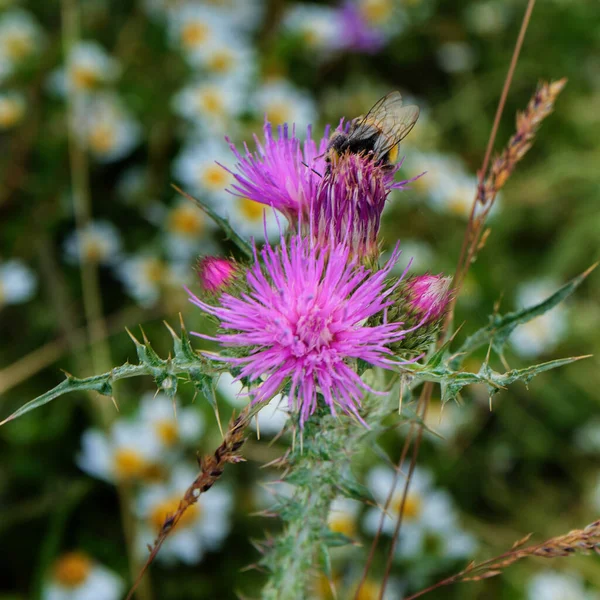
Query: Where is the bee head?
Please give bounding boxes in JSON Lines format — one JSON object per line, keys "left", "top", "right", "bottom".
{"left": 325, "top": 131, "right": 348, "bottom": 166}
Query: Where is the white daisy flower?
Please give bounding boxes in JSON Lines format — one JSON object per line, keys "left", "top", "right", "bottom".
{"left": 42, "top": 551, "right": 123, "bottom": 600}
{"left": 0, "top": 90, "right": 26, "bottom": 128}
{"left": 202, "top": 0, "right": 265, "bottom": 32}
{"left": 76, "top": 92, "right": 141, "bottom": 162}
{"left": 162, "top": 197, "right": 215, "bottom": 262}
{"left": 193, "top": 36, "right": 255, "bottom": 84}
{"left": 0, "top": 259, "right": 37, "bottom": 306}
{"left": 117, "top": 252, "right": 171, "bottom": 307}
{"left": 356, "top": 0, "right": 406, "bottom": 38}
{"left": 510, "top": 279, "right": 568, "bottom": 358}
{"left": 167, "top": 4, "right": 230, "bottom": 62}
{"left": 63, "top": 220, "right": 122, "bottom": 266}
{"left": 436, "top": 41, "right": 476, "bottom": 74}
{"left": 284, "top": 4, "right": 342, "bottom": 52}
{"left": 429, "top": 171, "right": 479, "bottom": 219}
{"left": 173, "top": 139, "right": 234, "bottom": 202}
{"left": 226, "top": 196, "right": 283, "bottom": 240}
{"left": 408, "top": 151, "right": 492, "bottom": 219}
{"left": 172, "top": 77, "right": 247, "bottom": 135}
{"left": 217, "top": 372, "right": 289, "bottom": 435}
{"left": 363, "top": 466, "right": 474, "bottom": 560}
{"left": 465, "top": 1, "right": 509, "bottom": 36}
{"left": 327, "top": 497, "right": 362, "bottom": 540}
{"left": 253, "top": 80, "right": 317, "bottom": 130}
{"left": 77, "top": 419, "right": 163, "bottom": 484}
{"left": 527, "top": 571, "right": 596, "bottom": 600}
{"left": 136, "top": 464, "right": 233, "bottom": 564}
{"left": 0, "top": 9, "right": 43, "bottom": 70}
{"left": 138, "top": 392, "right": 204, "bottom": 449}
{"left": 49, "top": 41, "right": 120, "bottom": 96}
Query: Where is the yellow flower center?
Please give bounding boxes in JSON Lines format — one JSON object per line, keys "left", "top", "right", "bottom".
{"left": 239, "top": 197, "right": 264, "bottom": 221}
{"left": 142, "top": 258, "right": 165, "bottom": 283}
{"left": 4, "top": 33, "right": 33, "bottom": 61}
{"left": 360, "top": 0, "right": 393, "bottom": 24}
{"left": 447, "top": 193, "right": 470, "bottom": 217}
{"left": 113, "top": 448, "right": 148, "bottom": 480}
{"left": 71, "top": 66, "right": 100, "bottom": 90}
{"left": 266, "top": 102, "right": 290, "bottom": 126}
{"left": 328, "top": 514, "right": 356, "bottom": 539}
{"left": 89, "top": 124, "right": 116, "bottom": 154}
{"left": 412, "top": 173, "right": 433, "bottom": 194}
{"left": 149, "top": 496, "right": 200, "bottom": 533}
{"left": 155, "top": 420, "right": 179, "bottom": 447}
{"left": 52, "top": 552, "right": 92, "bottom": 587}
{"left": 391, "top": 491, "right": 422, "bottom": 520}
{"left": 0, "top": 97, "right": 24, "bottom": 128}
{"left": 181, "top": 22, "right": 209, "bottom": 49}
{"left": 196, "top": 88, "right": 224, "bottom": 115}
{"left": 82, "top": 238, "right": 107, "bottom": 263}
{"left": 200, "top": 163, "right": 229, "bottom": 191}
{"left": 207, "top": 50, "right": 234, "bottom": 74}
{"left": 167, "top": 204, "right": 205, "bottom": 237}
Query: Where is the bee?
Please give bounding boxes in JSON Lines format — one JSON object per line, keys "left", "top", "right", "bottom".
{"left": 325, "top": 91, "right": 419, "bottom": 170}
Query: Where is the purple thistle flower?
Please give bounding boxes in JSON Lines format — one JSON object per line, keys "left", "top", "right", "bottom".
{"left": 405, "top": 274, "right": 453, "bottom": 322}
{"left": 334, "top": 2, "right": 387, "bottom": 54}
{"left": 223, "top": 122, "right": 329, "bottom": 225}
{"left": 188, "top": 235, "right": 412, "bottom": 426}
{"left": 197, "top": 256, "right": 238, "bottom": 295}
{"left": 311, "top": 153, "right": 413, "bottom": 261}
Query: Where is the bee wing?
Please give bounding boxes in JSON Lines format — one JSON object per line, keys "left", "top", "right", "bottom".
{"left": 350, "top": 91, "right": 420, "bottom": 159}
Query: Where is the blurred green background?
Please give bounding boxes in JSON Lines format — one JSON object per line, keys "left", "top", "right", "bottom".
{"left": 1, "top": 0, "right": 600, "bottom": 598}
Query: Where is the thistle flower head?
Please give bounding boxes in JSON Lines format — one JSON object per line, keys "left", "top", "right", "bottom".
{"left": 387, "top": 273, "right": 453, "bottom": 353}
{"left": 404, "top": 273, "right": 453, "bottom": 322}
{"left": 311, "top": 152, "right": 412, "bottom": 261}
{"left": 188, "top": 236, "right": 410, "bottom": 426}
{"left": 197, "top": 256, "right": 239, "bottom": 295}
{"left": 224, "top": 121, "right": 329, "bottom": 224}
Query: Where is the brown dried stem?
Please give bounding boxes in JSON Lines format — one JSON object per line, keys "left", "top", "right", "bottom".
{"left": 403, "top": 519, "right": 600, "bottom": 600}
{"left": 453, "top": 77, "right": 567, "bottom": 301}
{"left": 125, "top": 408, "right": 251, "bottom": 600}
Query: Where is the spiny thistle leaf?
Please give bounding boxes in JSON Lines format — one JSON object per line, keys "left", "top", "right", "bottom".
{"left": 411, "top": 354, "right": 590, "bottom": 405}
{"left": 452, "top": 263, "right": 596, "bottom": 368}
{"left": 172, "top": 183, "right": 253, "bottom": 258}
{"left": 1, "top": 322, "right": 212, "bottom": 426}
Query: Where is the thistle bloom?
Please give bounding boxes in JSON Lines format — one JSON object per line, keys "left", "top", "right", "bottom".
{"left": 188, "top": 235, "right": 410, "bottom": 426}
{"left": 404, "top": 274, "right": 453, "bottom": 322}
{"left": 197, "top": 256, "right": 238, "bottom": 295}
{"left": 311, "top": 152, "right": 412, "bottom": 261}
{"left": 223, "top": 121, "right": 329, "bottom": 224}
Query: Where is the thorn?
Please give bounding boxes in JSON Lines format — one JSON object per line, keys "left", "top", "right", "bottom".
{"left": 213, "top": 400, "right": 224, "bottom": 438}
{"left": 582, "top": 261, "right": 599, "bottom": 279}
{"left": 179, "top": 312, "right": 187, "bottom": 333}
{"left": 111, "top": 396, "right": 120, "bottom": 412}
{"left": 125, "top": 327, "right": 141, "bottom": 345}
{"left": 60, "top": 368, "right": 75, "bottom": 379}
{"left": 163, "top": 319, "right": 179, "bottom": 340}
{"left": 140, "top": 327, "right": 151, "bottom": 346}
{"left": 256, "top": 414, "right": 260, "bottom": 440}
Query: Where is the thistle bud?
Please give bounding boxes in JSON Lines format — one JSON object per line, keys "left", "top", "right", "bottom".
{"left": 389, "top": 273, "right": 453, "bottom": 353}
{"left": 196, "top": 256, "right": 239, "bottom": 296}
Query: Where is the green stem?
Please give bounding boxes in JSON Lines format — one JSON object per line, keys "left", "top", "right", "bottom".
{"left": 260, "top": 370, "right": 397, "bottom": 600}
